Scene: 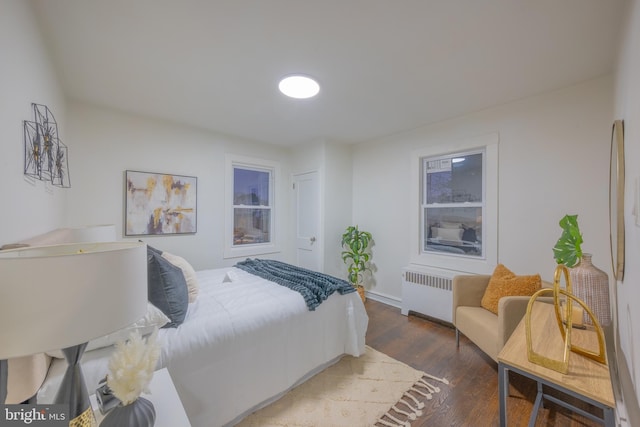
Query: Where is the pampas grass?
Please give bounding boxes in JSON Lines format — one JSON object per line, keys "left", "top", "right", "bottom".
{"left": 107, "top": 328, "right": 161, "bottom": 405}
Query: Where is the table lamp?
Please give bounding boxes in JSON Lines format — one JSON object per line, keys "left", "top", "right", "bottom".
{"left": 0, "top": 241, "right": 147, "bottom": 426}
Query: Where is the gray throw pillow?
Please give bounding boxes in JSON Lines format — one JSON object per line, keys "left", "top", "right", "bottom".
{"left": 147, "top": 247, "right": 188, "bottom": 328}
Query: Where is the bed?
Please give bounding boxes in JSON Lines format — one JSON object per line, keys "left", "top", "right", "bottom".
{"left": 33, "top": 250, "right": 368, "bottom": 426}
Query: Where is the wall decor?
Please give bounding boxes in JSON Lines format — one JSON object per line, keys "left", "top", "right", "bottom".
{"left": 22, "top": 103, "right": 70, "bottom": 187}
{"left": 609, "top": 119, "right": 625, "bottom": 281}
{"left": 125, "top": 170, "right": 197, "bottom": 236}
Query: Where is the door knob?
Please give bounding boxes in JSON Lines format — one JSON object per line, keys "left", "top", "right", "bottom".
{"left": 309, "top": 236, "right": 316, "bottom": 243}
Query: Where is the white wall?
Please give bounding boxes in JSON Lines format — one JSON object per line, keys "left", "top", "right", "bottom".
{"left": 0, "top": 0, "right": 67, "bottom": 244}
{"left": 290, "top": 141, "right": 353, "bottom": 279}
{"left": 352, "top": 76, "right": 613, "bottom": 302}
{"left": 323, "top": 143, "right": 353, "bottom": 279}
{"left": 613, "top": 0, "right": 640, "bottom": 416}
{"left": 65, "top": 102, "right": 292, "bottom": 270}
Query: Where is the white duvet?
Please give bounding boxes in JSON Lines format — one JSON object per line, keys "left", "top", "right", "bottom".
{"left": 38, "top": 267, "right": 369, "bottom": 426}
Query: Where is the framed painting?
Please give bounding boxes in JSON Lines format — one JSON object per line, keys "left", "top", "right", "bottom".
{"left": 125, "top": 170, "right": 197, "bottom": 236}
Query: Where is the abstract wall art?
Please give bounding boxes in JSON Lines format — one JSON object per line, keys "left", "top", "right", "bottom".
{"left": 125, "top": 170, "right": 197, "bottom": 236}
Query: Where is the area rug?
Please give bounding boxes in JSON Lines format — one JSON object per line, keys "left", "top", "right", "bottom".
{"left": 236, "top": 346, "right": 448, "bottom": 427}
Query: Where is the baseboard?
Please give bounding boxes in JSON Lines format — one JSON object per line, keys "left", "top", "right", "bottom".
{"left": 406, "top": 310, "right": 454, "bottom": 328}
{"left": 365, "top": 290, "right": 401, "bottom": 309}
{"left": 365, "top": 291, "right": 454, "bottom": 328}
{"left": 615, "top": 348, "right": 640, "bottom": 426}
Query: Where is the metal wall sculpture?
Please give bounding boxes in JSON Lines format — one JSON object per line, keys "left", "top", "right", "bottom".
{"left": 23, "top": 103, "right": 70, "bottom": 188}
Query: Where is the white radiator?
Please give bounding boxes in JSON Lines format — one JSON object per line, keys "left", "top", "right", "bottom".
{"left": 401, "top": 265, "right": 463, "bottom": 324}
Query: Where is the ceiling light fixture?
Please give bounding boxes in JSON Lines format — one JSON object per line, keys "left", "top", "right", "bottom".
{"left": 278, "top": 74, "right": 320, "bottom": 99}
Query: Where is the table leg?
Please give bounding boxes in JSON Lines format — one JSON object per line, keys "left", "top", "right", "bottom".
{"left": 603, "top": 406, "right": 615, "bottom": 427}
{"left": 529, "top": 382, "right": 544, "bottom": 427}
{"left": 498, "top": 362, "right": 508, "bottom": 427}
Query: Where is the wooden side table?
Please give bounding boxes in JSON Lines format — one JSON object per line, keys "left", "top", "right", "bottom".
{"left": 497, "top": 301, "right": 615, "bottom": 426}
{"left": 90, "top": 368, "right": 191, "bottom": 427}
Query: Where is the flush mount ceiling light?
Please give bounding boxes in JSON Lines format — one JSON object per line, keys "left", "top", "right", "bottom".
{"left": 278, "top": 75, "right": 320, "bottom": 99}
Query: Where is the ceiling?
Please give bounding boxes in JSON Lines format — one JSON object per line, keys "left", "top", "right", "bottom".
{"left": 31, "top": 0, "right": 626, "bottom": 147}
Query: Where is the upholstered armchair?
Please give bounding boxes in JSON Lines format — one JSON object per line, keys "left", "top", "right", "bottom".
{"left": 452, "top": 273, "right": 551, "bottom": 362}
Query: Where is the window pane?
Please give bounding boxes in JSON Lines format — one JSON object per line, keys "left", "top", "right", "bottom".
{"left": 234, "top": 168, "right": 270, "bottom": 206}
{"left": 424, "top": 207, "right": 482, "bottom": 256}
{"left": 425, "top": 153, "right": 482, "bottom": 203}
{"left": 233, "top": 208, "right": 270, "bottom": 245}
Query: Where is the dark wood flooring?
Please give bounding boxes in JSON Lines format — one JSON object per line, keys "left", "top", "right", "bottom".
{"left": 364, "top": 299, "right": 602, "bottom": 427}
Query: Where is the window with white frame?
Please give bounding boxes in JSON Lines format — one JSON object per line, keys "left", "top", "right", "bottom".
{"left": 410, "top": 133, "right": 498, "bottom": 273}
{"left": 233, "top": 166, "right": 272, "bottom": 245}
{"left": 225, "top": 155, "right": 279, "bottom": 258}
{"left": 421, "top": 149, "right": 484, "bottom": 258}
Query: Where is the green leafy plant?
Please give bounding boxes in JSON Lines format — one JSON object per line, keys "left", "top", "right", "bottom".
{"left": 341, "top": 225, "right": 373, "bottom": 287}
{"left": 552, "top": 214, "right": 583, "bottom": 268}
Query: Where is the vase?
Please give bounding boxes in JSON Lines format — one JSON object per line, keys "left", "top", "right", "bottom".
{"left": 100, "top": 396, "right": 156, "bottom": 427}
{"left": 569, "top": 254, "right": 611, "bottom": 326}
{"left": 356, "top": 285, "right": 366, "bottom": 303}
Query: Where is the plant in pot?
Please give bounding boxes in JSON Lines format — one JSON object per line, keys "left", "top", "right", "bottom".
{"left": 552, "top": 214, "right": 610, "bottom": 326}
{"left": 341, "top": 225, "right": 373, "bottom": 302}
{"left": 552, "top": 214, "right": 583, "bottom": 268}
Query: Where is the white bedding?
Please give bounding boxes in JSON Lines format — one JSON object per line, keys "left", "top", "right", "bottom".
{"left": 38, "top": 267, "right": 368, "bottom": 426}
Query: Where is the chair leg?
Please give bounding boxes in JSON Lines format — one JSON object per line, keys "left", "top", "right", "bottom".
{"left": 456, "top": 328, "right": 460, "bottom": 347}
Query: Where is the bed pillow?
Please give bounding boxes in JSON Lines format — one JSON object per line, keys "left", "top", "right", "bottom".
{"left": 431, "top": 227, "right": 463, "bottom": 241}
{"left": 162, "top": 251, "right": 199, "bottom": 303}
{"left": 481, "top": 264, "right": 541, "bottom": 315}
{"left": 440, "top": 222, "right": 462, "bottom": 229}
{"left": 146, "top": 243, "right": 163, "bottom": 255}
{"left": 147, "top": 247, "right": 189, "bottom": 327}
{"left": 46, "top": 302, "right": 169, "bottom": 358}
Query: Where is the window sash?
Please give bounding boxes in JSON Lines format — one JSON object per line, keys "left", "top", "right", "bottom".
{"left": 420, "top": 149, "right": 485, "bottom": 258}
{"left": 232, "top": 166, "right": 273, "bottom": 247}
{"left": 224, "top": 154, "right": 280, "bottom": 259}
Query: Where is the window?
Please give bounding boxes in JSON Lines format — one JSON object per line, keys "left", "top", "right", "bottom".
{"left": 225, "top": 155, "right": 279, "bottom": 258}
{"left": 233, "top": 167, "right": 271, "bottom": 245}
{"left": 410, "top": 133, "right": 498, "bottom": 273}
{"left": 422, "top": 150, "right": 484, "bottom": 257}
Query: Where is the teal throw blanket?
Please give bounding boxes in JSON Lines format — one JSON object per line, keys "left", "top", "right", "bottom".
{"left": 234, "top": 258, "right": 356, "bottom": 310}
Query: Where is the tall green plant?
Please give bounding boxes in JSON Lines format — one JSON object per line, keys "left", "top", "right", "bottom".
{"left": 341, "top": 225, "right": 373, "bottom": 287}
{"left": 552, "top": 214, "right": 583, "bottom": 268}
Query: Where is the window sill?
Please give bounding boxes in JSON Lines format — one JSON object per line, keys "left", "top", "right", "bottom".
{"left": 223, "top": 243, "right": 280, "bottom": 259}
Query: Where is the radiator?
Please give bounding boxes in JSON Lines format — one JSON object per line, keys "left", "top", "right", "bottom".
{"left": 401, "top": 265, "right": 463, "bottom": 324}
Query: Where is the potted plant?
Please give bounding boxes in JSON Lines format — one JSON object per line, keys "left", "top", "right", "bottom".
{"left": 552, "top": 214, "right": 610, "bottom": 326}
{"left": 552, "top": 214, "right": 583, "bottom": 268}
{"left": 341, "top": 225, "right": 373, "bottom": 302}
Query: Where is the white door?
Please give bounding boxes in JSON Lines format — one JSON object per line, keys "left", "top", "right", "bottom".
{"left": 293, "top": 171, "right": 321, "bottom": 271}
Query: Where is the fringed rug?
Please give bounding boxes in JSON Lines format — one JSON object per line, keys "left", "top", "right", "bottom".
{"left": 236, "top": 346, "right": 448, "bottom": 427}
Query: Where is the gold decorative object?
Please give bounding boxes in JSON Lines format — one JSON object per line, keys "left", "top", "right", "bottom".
{"left": 525, "top": 265, "right": 607, "bottom": 374}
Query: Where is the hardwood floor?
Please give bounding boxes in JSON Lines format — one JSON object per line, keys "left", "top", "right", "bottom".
{"left": 364, "top": 299, "right": 602, "bottom": 427}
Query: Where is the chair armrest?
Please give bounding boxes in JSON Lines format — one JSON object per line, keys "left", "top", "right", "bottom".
{"left": 452, "top": 274, "right": 491, "bottom": 325}
{"left": 497, "top": 295, "right": 555, "bottom": 349}
{"left": 497, "top": 296, "right": 531, "bottom": 349}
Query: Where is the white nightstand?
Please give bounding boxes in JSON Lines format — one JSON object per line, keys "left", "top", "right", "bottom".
{"left": 90, "top": 368, "right": 191, "bottom": 427}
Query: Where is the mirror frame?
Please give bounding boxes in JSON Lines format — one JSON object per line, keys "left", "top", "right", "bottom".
{"left": 609, "top": 119, "right": 625, "bottom": 282}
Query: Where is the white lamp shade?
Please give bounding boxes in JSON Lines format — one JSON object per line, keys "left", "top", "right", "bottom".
{"left": 0, "top": 241, "right": 147, "bottom": 359}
